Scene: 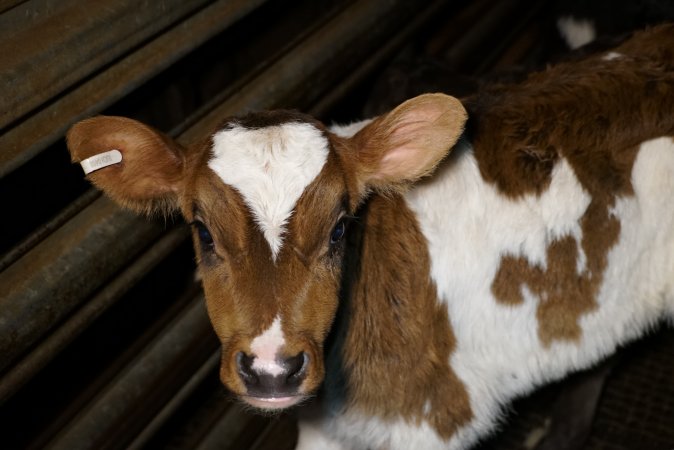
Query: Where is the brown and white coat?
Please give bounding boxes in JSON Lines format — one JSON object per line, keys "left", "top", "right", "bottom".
{"left": 67, "top": 25, "right": 674, "bottom": 449}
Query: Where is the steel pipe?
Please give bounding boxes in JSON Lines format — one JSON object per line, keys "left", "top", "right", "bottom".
{"left": 0, "top": 0, "right": 211, "bottom": 130}
{"left": 0, "top": 227, "right": 189, "bottom": 403}
{"left": 126, "top": 350, "right": 221, "bottom": 450}
{"left": 180, "top": 0, "right": 442, "bottom": 143}
{"left": 46, "top": 294, "right": 217, "bottom": 449}
{"left": 0, "top": 197, "right": 163, "bottom": 373}
{"left": 0, "top": 189, "right": 101, "bottom": 272}
{"left": 309, "top": 0, "right": 452, "bottom": 118}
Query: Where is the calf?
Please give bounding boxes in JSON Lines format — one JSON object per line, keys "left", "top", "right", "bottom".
{"left": 67, "top": 25, "right": 674, "bottom": 449}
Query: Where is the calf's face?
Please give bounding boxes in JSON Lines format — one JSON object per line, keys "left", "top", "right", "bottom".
{"left": 188, "top": 115, "right": 351, "bottom": 409}
{"left": 66, "top": 94, "right": 466, "bottom": 410}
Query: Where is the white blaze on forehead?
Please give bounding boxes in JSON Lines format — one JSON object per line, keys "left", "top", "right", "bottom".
{"left": 209, "top": 122, "right": 329, "bottom": 259}
{"left": 250, "top": 316, "right": 286, "bottom": 376}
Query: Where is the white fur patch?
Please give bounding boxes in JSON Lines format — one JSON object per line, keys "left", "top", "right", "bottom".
{"left": 296, "top": 419, "right": 349, "bottom": 450}
{"left": 209, "top": 122, "right": 329, "bottom": 259}
{"left": 327, "top": 410, "right": 479, "bottom": 450}
{"left": 329, "top": 119, "right": 373, "bottom": 137}
{"left": 557, "top": 16, "right": 596, "bottom": 49}
{"left": 250, "top": 316, "right": 286, "bottom": 376}
{"left": 603, "top": 51, "right": 623, "bottom": 61}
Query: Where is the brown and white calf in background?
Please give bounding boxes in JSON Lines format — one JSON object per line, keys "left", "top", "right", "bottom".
{"left": 67, "top": 25, "right": 674, "bottom": 449}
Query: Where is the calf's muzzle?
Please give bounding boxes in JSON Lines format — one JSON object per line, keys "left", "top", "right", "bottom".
{"left": 236, "top": 351, "right": 309, "bottom": 399}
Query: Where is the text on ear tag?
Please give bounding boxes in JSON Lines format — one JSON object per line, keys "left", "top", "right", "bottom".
{"left": 80, "top": 149, "right": 123, "bottom": 174}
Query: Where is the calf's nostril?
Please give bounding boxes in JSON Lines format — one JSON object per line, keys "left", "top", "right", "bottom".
{"left": 236, "top": 351, "right": 258, "bottom": 385}
{"left": 285, "top": 352, "right": 308, "bottom": 382}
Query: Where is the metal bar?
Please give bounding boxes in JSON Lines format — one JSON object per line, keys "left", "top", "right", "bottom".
{"left": 0, "top": 0, "right": 211, "bottom": 130}
{"left": 0, "top": 189, "right": 101, "bottom": 272}
{"left": 166, "top": 0, "right": 357, "bottom": 140}
{"left": 0, "top": 0, "right": 268, "bottom": 178}
{"left": 308, "top": 0, "right": 452, "bottom": 118}
{"left": 485, "top": 19, "right": 543, "bottom": 69}
{"left": 424, "top": 0, "right": 496, "bottom": 56}
{"left": 196, "top": 403, "right": 270, "bottom": 450}
{"left": 0, "top": 0, "right": 25, "bottom": 15}
{"left": 0, "top": 197, "right": 163, "bottom": 373}
{"left": 45, "top": 294, "right": 216, "bottom": 450}
{"left": 443, "top": 0, "right": 527, "bottom": 67}
{"left": 0, "top": 227, "right": 189, "bottom": 403}
{"left": 0, "top": 0, "right": 82, "bottom": 36}
{"left": 247, "top": 416, "right": 298, "bottom": 450}
{"left": 126, "top": 350, "right": 221, "bottom": 450}
{"left": 180, "top": 0, "right": 438, "bottom": 143}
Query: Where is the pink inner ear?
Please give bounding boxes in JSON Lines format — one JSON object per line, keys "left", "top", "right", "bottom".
{"left": 360, "top": 93, "right": 466, "bottom": 186}
{"left": 375, "top": 118, "right": 445, "bottom": 181}
{"left": 377, "top": 141, "right": 428, "bottom": 181}
{"left": 378, "top": 144, "right": 444, "bottom": 182}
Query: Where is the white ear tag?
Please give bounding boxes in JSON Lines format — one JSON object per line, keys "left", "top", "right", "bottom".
{"left": 80, "top": 149, "right": 123, "bottom": 175}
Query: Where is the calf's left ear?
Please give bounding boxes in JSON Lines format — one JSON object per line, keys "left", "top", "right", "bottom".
{"left": 67, "top": 116, "right": 186, "bottom": 215}
{"left": 347, "top": 93, "right": 467, "bottom": 194}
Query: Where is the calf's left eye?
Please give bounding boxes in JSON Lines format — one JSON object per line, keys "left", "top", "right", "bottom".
{"left": 330, "top": 220, "right": 346, "bottom": 245}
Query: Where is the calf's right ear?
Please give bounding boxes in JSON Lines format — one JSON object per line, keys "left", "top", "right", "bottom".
{"left": 66, "top": 116, "right": 186, "bottom": 215}
{"left": 346, "top": 93, "right": 467, "bottom": 196}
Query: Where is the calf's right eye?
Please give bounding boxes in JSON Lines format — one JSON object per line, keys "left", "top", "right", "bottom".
{"left": 191, "top": 221, "right": 214, "bottom": 250}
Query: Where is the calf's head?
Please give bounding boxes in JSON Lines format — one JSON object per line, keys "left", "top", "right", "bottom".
{"left": 66, "top": 94, "right": 466, "bottom": 410}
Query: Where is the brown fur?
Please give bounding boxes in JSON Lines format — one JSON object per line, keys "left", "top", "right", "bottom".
{"left": 342, "top": 194, "right": 472, "bottom": 437}
{"left": 473, "top": 25, "right": 674, "bottom": 344}
{"left": 467, "top": 25, "right": 674, "bottom": 199}
{"left": 491, "top": 198, "right": 622, "bottom": 345}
